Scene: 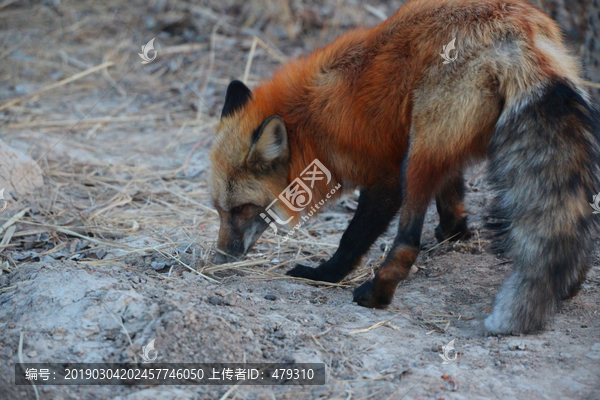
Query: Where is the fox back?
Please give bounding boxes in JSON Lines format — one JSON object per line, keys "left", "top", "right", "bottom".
{"left": 210, "top": 0, "right": 600, "bottom": 334}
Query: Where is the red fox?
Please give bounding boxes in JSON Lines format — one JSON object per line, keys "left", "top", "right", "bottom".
{"left": 209, "top": 0, "right": 600, "bottom": 334}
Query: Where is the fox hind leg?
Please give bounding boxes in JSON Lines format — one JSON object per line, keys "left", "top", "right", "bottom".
{"left": 435, "top": 172, "right": 472, "bottom": 243}
{"left": 353, "top": 68, "right": 501, "bottom": 308}
{"left": 562, "top": 266, "right": 590, "bottom": 300}
{"left": 354, "top": 147, "right": 454, "bottom": 308}
{"left": 353, "top": 209, "right": 426, "bottom": 308}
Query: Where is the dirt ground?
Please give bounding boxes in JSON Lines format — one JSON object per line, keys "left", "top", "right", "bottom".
{"left": 1, "top": 1, "right": 599, "bottom": 399}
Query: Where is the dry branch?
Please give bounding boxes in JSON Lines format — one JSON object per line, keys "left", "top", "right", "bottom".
{"left": 0, "top": 62, "right": 114, "bottom": 111}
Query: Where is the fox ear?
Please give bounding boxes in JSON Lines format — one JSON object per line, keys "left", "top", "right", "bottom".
{"left": 247, "top": 116, "right": 288, "bottom": 168}
{"left": 221, "top": 80, "right": 252, "bottom": 119}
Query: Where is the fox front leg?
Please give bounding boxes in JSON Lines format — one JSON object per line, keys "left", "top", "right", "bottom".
{"left": 286, "top": 182, "right": 402, "bottom": 283}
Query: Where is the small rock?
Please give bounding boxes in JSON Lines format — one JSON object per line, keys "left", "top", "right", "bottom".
{"left": 14, "top": 84, "right": 30, "bottom": 95}
{"left": 177, "top": 244, "right": 194, "bottom": 253}
{"left": 208, "top": 297, "right": 224, "bottom": 306}
{"left": 0, "top": 140, "right": 44, "bottom": 201}
{"left": 48, "top": 71, "right": 64, "bottom": 80}
{"left": 586, "top": 343, "right": 600, "bottom": 360}
{"left": 52, "top": 327, "right": 67, "bottom": 339}
{"left": 151, "top": 261, "right": 166, "bottom": 270}
{"left": 264, "top": 294, "right": 277, "bottom": 301}
{"left": 87, "top": 249, "right": 106, "bottom": 260}
{"left": 27, "top": 351, "right": 38, "bottom": 358}
{"left": 485, "top": 337, "right": 498, "bottom": 348}
{"left": 78, "top": 320, "right": 99, "bottom": 337}
{"left": 224, "top": 293, "right": 237, "bottom": 306}
{"left": 508, "top": 341, "right": 526, "bottom": 351}
{"left": 41, "top": 255, "right": 55, "bottom": 263}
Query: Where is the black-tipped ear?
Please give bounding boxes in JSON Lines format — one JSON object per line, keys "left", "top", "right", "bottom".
{"left": 247, "top": 116, "right": 288, "bottom": 168}
{"left": 221, "top": 80, "right": 252, "bottom": 119}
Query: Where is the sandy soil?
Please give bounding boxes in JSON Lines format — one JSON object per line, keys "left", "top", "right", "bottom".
{"left": 1, "top": 1, "right": 599, "bottom": 399}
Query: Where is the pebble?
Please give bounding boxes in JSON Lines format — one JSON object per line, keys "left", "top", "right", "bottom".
{"left": 264, "top": 294, "right": 277, "bottom": 301}
{"left": 151, "top": 261, "right": 166, "bottom": 270}
{"left": 208, "top": 297, "right": 224, "bottom": 306}
{"left": 508, "top": 341, "right": 526, "bottom": 351}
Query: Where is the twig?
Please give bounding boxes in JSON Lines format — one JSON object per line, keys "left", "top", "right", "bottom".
{"left": 0, "top": 0, "right": 20, "bottom": 10}
{"left": 242, "top": 36, "right": 258, "bottom": 84}
{"left": 218, "top": 384, "right": 240, "bottom": 400}
{"left": 0, "top": 225, "right": 17, "bottom": 254}
{"left": 0, "top": 207, "right": 29, "bottom": 236}
{"left": 161, "top": 43, "right": 205, "bottom": 55}
{"left": 254, "top": 36, "right": 288, "bottom": 64}
{"left": 197, "top": 19, "right": 224, "bottom": 121}
{"left": 7, "top": 114, "right": 159, "bottom": 129}
{"left": 162, "top": 187, "right": 218, "bottom": 215}
{"left": 154, "top": 247, "right": 219, "bottom": 283}
{"left": 582, "top": 79, "right": 600, "bottom": 89}
{"left": 0, "top": 285, "right": 16, "bottom": 293}
{"left": 349, "top": 320, "right": 387, "bottom": 335}
{"left": 0, "top": 61, "right": 114, "bottom": 111}
{"left": 364, "top": 5, "right": 387, "bottom": 21}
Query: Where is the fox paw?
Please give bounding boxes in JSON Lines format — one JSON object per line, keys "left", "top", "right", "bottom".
{"left": 286, "top": 264, "right": 320, "bottom": 281}
{"left": 435, "top": 218, "right": 472, "bottom": 243}
{"left": 353, "top": 281, "right": 390, "bottom": 309}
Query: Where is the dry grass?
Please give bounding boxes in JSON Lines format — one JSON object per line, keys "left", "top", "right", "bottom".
{"left": 0, "top": 0, "right": 592, "bottom": 293}
{"left": 0, "top": 0, "right": 374, "bottom": 278}
{"left": 0, "top": 1, "right": 386, "bottom": 288}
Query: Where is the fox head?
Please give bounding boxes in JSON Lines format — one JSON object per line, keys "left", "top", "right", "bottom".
{"left": 209, "top": 80, "right": 290, "bottom": 263}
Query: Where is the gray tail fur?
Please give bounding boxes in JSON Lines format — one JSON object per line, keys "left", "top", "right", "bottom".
{"left": 485, "top": 79, "right": 600, "bottom": 334}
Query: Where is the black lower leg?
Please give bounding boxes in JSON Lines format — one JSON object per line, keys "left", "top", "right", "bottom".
{"left": 287, "top": 184, "right": 402, "bottom": 283}
{"left": 435, "top": 174, "right": 471, "bottom": 242}
{"left": 353, "top": 211, "right": 426, "bottom": 308}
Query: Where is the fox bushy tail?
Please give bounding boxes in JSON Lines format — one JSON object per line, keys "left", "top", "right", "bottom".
{"left": 485, "top": 79, "right": 600, "bottom": 334}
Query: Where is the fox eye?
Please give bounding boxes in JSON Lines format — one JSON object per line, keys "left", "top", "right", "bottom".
{"left": 230, "top": 203, "right": 259, "bottom": 215}
{"left": 231, "top": 205, "right": 245, "bottom": 214}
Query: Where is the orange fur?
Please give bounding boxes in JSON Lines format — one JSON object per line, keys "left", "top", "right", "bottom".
{"left": 210, "top": 0, "right": 600, "bottom": 333}
{"left": 212, "top": 0, "right": 580, "bottom": 219}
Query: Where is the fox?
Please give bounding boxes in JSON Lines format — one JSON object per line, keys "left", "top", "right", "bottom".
{"left": 209, "top": 0, "right": 600, "bottom": 335}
